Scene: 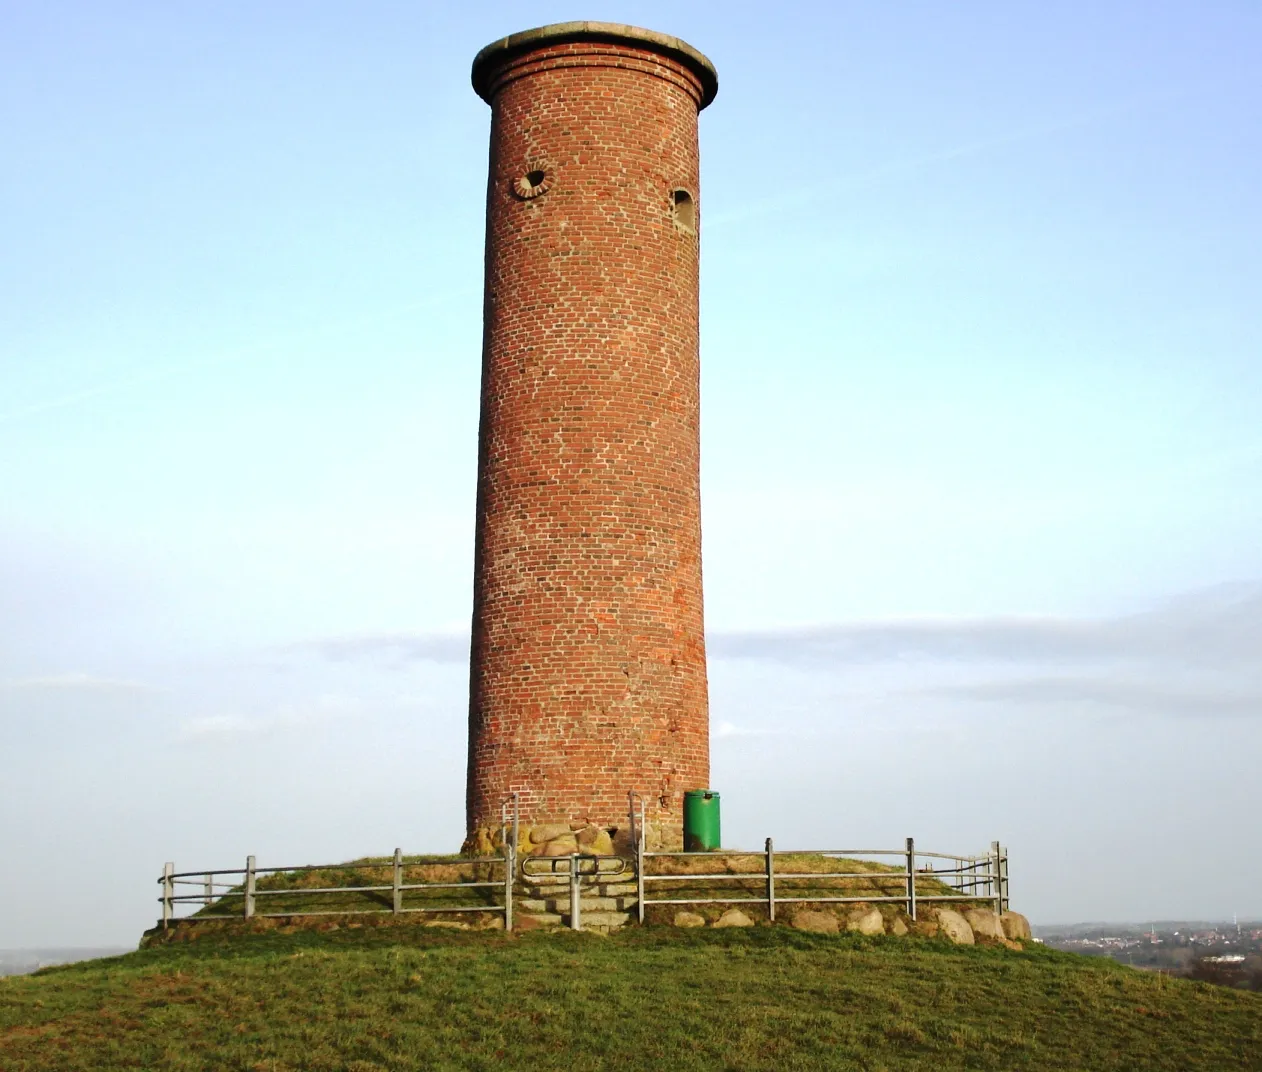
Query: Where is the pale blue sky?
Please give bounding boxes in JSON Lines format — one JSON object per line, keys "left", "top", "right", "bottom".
{"left": 2, "top": 1, "right": 1260, "bottom": 946}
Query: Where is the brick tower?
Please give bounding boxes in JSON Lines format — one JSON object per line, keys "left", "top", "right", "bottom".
{"left": 465, "top": 23, "right": 718, "bottom": 854}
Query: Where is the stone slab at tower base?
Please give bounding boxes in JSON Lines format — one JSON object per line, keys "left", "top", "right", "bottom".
{"left": 463, "top": 23, "right": 718, "bottom": 854}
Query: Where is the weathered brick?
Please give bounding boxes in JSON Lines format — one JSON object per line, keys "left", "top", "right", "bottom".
{"left": 464, "top": 25, "right": 717, "bottom": 850}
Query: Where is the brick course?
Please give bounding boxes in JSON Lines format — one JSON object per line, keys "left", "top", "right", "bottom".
{"left": 465, "top": 25, "right": 717, "bottom": 849}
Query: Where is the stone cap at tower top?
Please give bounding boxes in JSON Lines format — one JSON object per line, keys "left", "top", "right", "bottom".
{"left": 471, "top": 22, "right": 718, "bottom": 110}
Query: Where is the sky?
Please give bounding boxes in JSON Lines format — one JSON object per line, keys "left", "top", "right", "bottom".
{"left": 2, "top": 1, "right": 1260, "bottom": 947}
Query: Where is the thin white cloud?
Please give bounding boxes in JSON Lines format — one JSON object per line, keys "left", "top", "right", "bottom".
{"left": 0, "top": 673, "right": 159, "bottom": 695}
{"left": 928, "top": 676, "right": 1262, "bottom": 718}
{"left": 286, "top": 632, "right": 467, "bottom": 665}
{"left": 714, "top": 720, "right": 774, "bottom": 739}
{"left": 709, "top": 582, "right": 1262, "bottom": 669}
{"left": 275, "top": 584, "right": 1262, "bottom": 721}
{"left": 176, "top": 695, "right": 364, "bottom": 741}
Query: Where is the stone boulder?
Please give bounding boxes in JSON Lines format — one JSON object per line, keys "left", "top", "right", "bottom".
{"left": 791, "top": 910, "right": 839, "bottom": 935}
{"left": 575, "top": 826, "right": 615, "bottom": 856}
{"left": 713, "top": 908, "right": 755, "bottom": 928}
{"left": 933, "top": 908, "right": 975, "bottom": 945}
{"left": 530, "top": 824, "right": 573, "bottom": 846}
{"left": 846, "top": 905, "right": 885, "bottom": 936}
{"left": 889, "top": 916, "right": 909, "bottom": 937}
{"left": 912, "top": 918, "right": 940, "bottom": 938}
{"left": 964, "top": 909, "right": 1005, "bottom": 941}
{"left": 1000, "top": 911, "right": 1032, "bottom": 941}
{"left": 611, "top": 826, "right": 637, "bottom": 855}
{"left": 541, "top": 834, "right": 578, "bottom": 856}
{"left": 673, "top": 911, "right": 706, "bottom": 928}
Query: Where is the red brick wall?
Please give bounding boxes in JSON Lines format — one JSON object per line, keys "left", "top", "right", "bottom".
{"left": 466, "top": 31, "right": 713, "bottom": 847}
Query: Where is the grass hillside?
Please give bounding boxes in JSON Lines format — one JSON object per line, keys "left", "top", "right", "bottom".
{"left": 3, "top": 927, "right": 1260, "bottom": 1071}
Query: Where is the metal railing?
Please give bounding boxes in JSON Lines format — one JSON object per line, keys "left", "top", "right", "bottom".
{"left": 157, "top": 789, "right": 1010, "bottom": 935}
{"left": 633, "top": 825, "right": 1008, "bottom": 924}
{"left": 521, "top": 853, "right": 633, "bottom": 931}
{"left": 159, "top": 795, "right": 525, "bottom": 932}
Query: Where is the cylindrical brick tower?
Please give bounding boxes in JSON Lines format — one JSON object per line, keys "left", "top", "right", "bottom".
{"left": 465, "top": 23, "right": 717, "bottom": 853}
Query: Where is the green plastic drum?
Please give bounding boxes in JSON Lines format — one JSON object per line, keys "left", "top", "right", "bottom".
{"left": 683, "top": 790, "right": 721, "bottom": 851}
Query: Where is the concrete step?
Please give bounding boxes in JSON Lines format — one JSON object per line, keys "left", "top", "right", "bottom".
{"left": 522, "top": 896, "right": 638, "bottom": 914}
{"left": 517, "top": 898, "right": 552, "bottom": 913}
{"left": 519, "top": 878, "right": 635, "bottom": 893}
{"left": 565, "top": 910, "right": 632, "bottom": 929}
{"left": 515, "top": 912, "right": 563, "bottom": 927}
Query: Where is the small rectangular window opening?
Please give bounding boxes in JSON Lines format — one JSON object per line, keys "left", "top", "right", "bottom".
{"left": 672, "top": 189, "right": 696, "bottom": 233}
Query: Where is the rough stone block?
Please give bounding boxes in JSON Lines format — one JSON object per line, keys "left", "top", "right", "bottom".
{"left": 934, "top": 908, "right": 975, "bottom": 945}
{"left": 1000, "top": 911, "right": 1032, "bottom": 941}
{"left": 791, "top": 910, "right": 839, "bottom": 935}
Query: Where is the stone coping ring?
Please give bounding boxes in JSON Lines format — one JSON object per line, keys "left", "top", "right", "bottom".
{"left": 471, "top": 21, "right": 719, "bottom": 110}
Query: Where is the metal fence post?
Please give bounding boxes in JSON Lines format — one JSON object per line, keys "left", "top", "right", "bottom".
{"left": 244, "top": 855, "right": 256, "bottom": 920}
{"left": 999, "top": 845, "right": 1009, "bottom": 913}
{"left": 162, "top": 862, "right": 174, "bottom": 928}
{"left": 990, "top": 841, "right": 1001, "bottom": 914}
{"left": 512, "top": 792, "right": 519, "bottom": 867}
{"left": 203, "top": 873, "right": 213, "bottom": 907}
{"left": 392, "top": 848, "right": 403, "bottom": 916}
{"left": 905, "top": 837, "right": 916, "bottom": 922}
{"left": 636, "top": 807, "right": 646, "bottom": 925}
{"left": 765, "top": 837, "right": 775, "bottom": 922}
{"left": 504, "top": 834, "right": 515, "bottom": 932}
{"left": 569, "top": 855, "right": 582, "bottom": 931}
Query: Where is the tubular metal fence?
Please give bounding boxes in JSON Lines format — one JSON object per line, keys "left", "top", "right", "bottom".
{"left": 156, "top": 791, "right": 1009, "bottom": 933}
{"left": 158, "top": 798, "right": 523, "bottom": 930}
{"left": 626, "top": 792, "right": 1009, "bottom": 924}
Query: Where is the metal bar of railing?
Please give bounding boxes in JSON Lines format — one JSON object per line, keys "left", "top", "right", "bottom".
{"left": 166, "top": 856, "right": 506, "bottom": 881}
{"left": 635, "top": 793, "right": 646, "bottom": 924}
{"left": 906, "top": 837, "right": 916, "bottom": 922}
{"left": 643, "top": 870, "right": 912, "bottom": 882}
{"left": 766, "top": 838, "right": 775, "bottom": 922}
{"left": 999, "top": 847, "right": 1009, "bottom": 913}
{"left": 162, "top": 862, "right": 173, "bottom": 929}
{"left": 392, "top": 848, "right": 403, "bottom": 916}
{"left": 503, "top": 793, "right": 518, "bottom": 932}
{"left": 640, "top": 892, "right": 990, "bottom": 908}
{"left": 991, "top": 841, "right": 1001, "bottom": 914}
{"left": 244, "top": 856, "right": 256, "bottom": 920}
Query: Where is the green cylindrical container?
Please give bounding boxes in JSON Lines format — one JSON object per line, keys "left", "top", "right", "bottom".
{"left": 683, "top": 790, "right": 721, "bottom": 851}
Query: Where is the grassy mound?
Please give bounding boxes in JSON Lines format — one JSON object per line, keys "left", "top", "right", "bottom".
{"left": 4, "top": 927, "right": 1260, "bottom": 1070}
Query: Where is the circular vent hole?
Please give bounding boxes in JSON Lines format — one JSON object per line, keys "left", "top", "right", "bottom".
{"left": 525, "top": 170, "right": 546, "bottom": 188}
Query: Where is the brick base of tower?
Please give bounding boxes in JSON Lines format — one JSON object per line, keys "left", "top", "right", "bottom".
{"left": 464, "top": 23, "right": 717, "bottom": 852}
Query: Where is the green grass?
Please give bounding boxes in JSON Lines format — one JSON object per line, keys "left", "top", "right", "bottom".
{"left": 4, "top": 927, "right": 1260, "bottom": 1070}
